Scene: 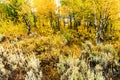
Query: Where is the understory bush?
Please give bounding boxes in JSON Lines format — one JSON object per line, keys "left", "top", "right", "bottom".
{"left": 0, "top": 45, "right": 42, "bottom": 80}
{"left": 0, "top": 32, "right": 120, "bottom": 80}
{"left": 57, "top": 41, "right": 120, "bottom": 80}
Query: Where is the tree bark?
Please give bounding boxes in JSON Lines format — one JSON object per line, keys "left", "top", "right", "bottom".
{"left": 69, "top": 14, "right": 72, "bottom": 29}
{"left": 22, "top": 14, "right": 31, "bottom": 35}
{"left": 50, "top": 12, "right": 53, "bottom": 29}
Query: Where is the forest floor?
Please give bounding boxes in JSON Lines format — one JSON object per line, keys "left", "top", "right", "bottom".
{"left": 0, "top": 33, "right": 120, "bottom": 80}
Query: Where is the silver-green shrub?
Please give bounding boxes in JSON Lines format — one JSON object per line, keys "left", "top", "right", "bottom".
{"left": 0, "top": 45, "right": 42, "bottom": 80}
{"left": 57, "top": 41, "right": 120, "bottom": 80}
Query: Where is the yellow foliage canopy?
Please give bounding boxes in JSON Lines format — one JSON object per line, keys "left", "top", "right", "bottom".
{"left": 33, "top": 0, "right": 57, "bottom": 16}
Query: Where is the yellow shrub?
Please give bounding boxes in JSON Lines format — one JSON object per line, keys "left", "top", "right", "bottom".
{"left": 0, "top": 21, "right": 27, "bottom": 36}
